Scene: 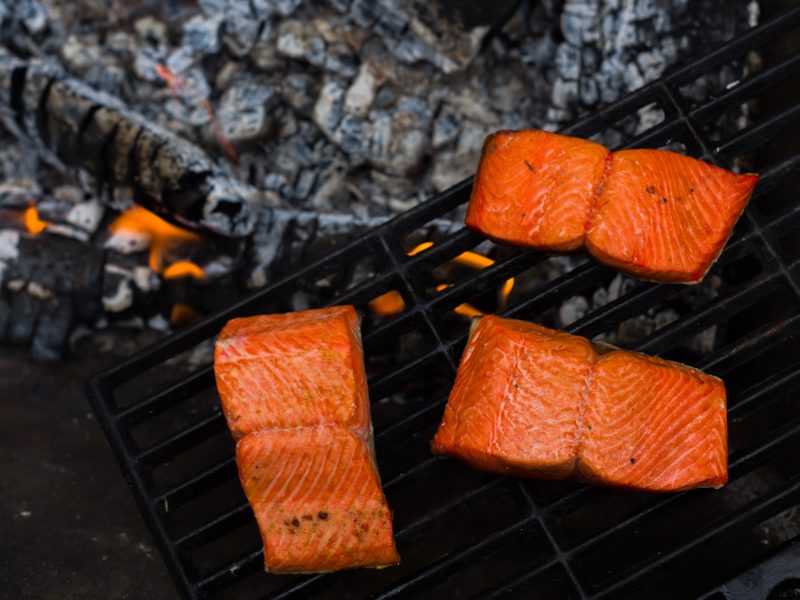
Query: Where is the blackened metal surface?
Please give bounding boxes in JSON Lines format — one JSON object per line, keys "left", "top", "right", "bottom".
{"left": 87, "top": 7, "right": 800, "bottom": 600}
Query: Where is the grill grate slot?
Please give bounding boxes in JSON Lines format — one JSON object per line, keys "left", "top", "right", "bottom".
{"left": 86, "top": 7, "right": 800, "bottom": 599}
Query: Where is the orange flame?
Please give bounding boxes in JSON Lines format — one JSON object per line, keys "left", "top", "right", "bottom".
{"left": 434, "top": 283, "right": 485, "bottom": 317}
{"left": 163, "top": 260, "right": 206, "bottom": 280}
{"left": 23, "top": 206, "right": 49, "bottom": 235}
{"left": 370, "top": 242, "right": 515, "bottom": 317}
{"left": 369, "top": 290, "right": 406, "bottom": 316}
{"left": 154, "top": 64, "right": 239, "bottom": 165}
{"left": 108, "top": 206, "right": 204, "bottom": 278}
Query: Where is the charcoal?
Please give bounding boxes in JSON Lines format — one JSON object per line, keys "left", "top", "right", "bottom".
{"left": 0, "top": 230, "right": 20, "bottom": 286}
{"left": 133, "top": 47, "right": 166, "bottom": 83}
{"left": 7, "top": 291, "right": 39, "bottom": 344}
{"left": 217, "top": 81, "right": 274, "bottom": 144}
{"left": 272, "top": 0, "right": 301, "bottom": 17}
{"left": 0, "top": 182, "right": 39, "bottom": 209}
{"left": 322, "top": 44, "right": 359, "bottom": 78}
{"left": 312, "top": 79, "right": 346, "bottom": 138}
{"left": 369, "top": 96, "right": 432, "bottom": 175}
{"left": 11, "top": 0, "right": 49, "bottom": 36}
{"left": 102, "top": 272, "right": 134, "bottom": 313}
{"left": 332, "top": 114, "right": 371, "bottom": 163}
{"left": 61, "top": 34, "right": 103, "bottom": 75}
{"left": 344, "top": 61, "right": 382, "bottom": 118}
{"left": 109, "top": 118, "right": 141, "bottom": 192}
{"left": 278, "top": 73, "right": 318, "bottom": 113}
{"left": 276, "top": 20, "right": 327, "bottom": 66}
{"left": 220, "top": 7, "right": 262, "bottom": 57}
{"left": 31, "top": 296, "right": 71, "bottom": 361}
{"left": 44, "top": 77, "right": 102, "bottom": 162}
{"left": 182, "top": 14, "right": 222, "bottom": 56}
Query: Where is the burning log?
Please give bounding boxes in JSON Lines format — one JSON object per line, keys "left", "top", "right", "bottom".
{"left": 0, "top": 56, "right": 262, "bottom": 237}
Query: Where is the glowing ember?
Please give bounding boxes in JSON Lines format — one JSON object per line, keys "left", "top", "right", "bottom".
{"left": 170, "top": 303, "right": 199, "bottom": 327}
{"left": 163, "top": 260, "right": 206, "bottom": 280}
{"left": 370, "top": 242, "right": 515, "bottom": 317}
{"left": 154, "top": 64, "right": 239, "bottom": 165}
{"left": 408, "top": 241, "right": 434, "bottom": 256}
{"left": 369, "top": 290, "right": 406, "bottom": 316}
{"left": 107, "top": 206, "right": 202, "bottom": 275}
{"left": 23, "top": 206, "right": 49, "bottom": 235}
{"left": 434, "top": 283, "right": 484, "bottom": 317}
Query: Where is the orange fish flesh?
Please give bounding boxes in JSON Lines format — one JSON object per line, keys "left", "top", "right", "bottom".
{"left": 585, "top": 149, "right": 758, "bottom": 282}
{"left": 432, "top": 315, "right": 727, "bottom": 492}
{"left": 237, "top": 427, "right": 400, "bottom": 573}
{"left": 465, "top": 129, "right": 758, "bottom": 283}
{"left": 466, "top": 129, "right": 610, "bottom": 252}
{"left": 215, "top": 306, "right": 369, "bottom": 440}
{"left": 214, "top": 306, "right": 399, "bottom": 572}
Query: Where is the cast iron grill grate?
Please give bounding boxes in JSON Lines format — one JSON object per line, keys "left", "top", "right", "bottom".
{"left": 86, "top": 7, "right": 800, "bottom": 600}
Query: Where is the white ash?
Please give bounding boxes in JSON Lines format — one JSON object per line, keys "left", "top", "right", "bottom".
{"left": 20, "top": 0, "right": 749, "bottom": 218}
{"left": 102, "top": 273, "right": 134, "bottom": 313}
{"left": 217, "top": 82, "right": 274, "bottom": 144}
{"left": 0, "top": 229, "right": 20, "bottom": 285}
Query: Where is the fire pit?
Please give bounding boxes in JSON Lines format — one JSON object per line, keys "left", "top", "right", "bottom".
{"left": 83, "top": 6, "right": 800, "bottom": 600}
{"left": 2, "top": 0, "right": 800, "bottom": 598}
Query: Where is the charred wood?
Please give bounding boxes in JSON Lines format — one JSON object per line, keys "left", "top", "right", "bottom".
{"left": 0, "top": 57, "right": 262, "bottom": 237}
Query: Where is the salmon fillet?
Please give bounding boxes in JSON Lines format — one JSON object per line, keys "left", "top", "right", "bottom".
{"left": 215, "top": 306, "right": 369, "bottom": 440}
{"left": 466, "top": 130, "right": 610, "bottom": 252}
{"left": 465, "top": 129, "right": 758, "bottom": 283}
{"left": 431, "top": 317, "right": 596, "bottom": 478}
{"left": 214, "top": 306, "right": 399, "bottom": 573}
{"left": 577, "top": 351, "right": 727, "bottom": 491}
{"left": 432, "top": 315, "right": 727, "bottom": 492}
{"left": 237, "top": 427, "right": 400, "bottom": 573}
{"left": 585, "top": 149, "right": 759, "bottom": 282}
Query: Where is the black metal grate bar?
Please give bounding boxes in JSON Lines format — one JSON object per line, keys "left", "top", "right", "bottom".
{"left": 86, "top": 8, "right": 800, "bottom": 600}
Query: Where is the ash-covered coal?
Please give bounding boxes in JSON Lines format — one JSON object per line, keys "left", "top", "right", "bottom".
{"left": 0, "top": 0, "right": 757, "bottom": 360}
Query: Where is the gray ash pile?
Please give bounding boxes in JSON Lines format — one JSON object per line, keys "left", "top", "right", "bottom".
{"left": 0, "top": 0, "right": 756, "bottom": 360}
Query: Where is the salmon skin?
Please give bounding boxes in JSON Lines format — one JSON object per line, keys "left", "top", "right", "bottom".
{"left": 466, "top": 129, "right": 758, "bottom": 283}
{"left": 432, "top": 316, "right": 727, "bottom": 492}
{"left": 214, "top": 306, "right": 399, "bottom": 573}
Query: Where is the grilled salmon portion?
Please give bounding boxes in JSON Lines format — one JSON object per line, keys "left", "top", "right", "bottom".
{"left": 577, "top": 351, "right": 727, "bottom": 491}
{"left": 431, "top": 316, "right": 596, "bottom": 478}
{"left": 466, "top": 130, "right": 610, "bottom": 252}
{"left": 585, "top": 149, "right": 758, "bottom": 283}
{"left": 432, "top": 316, "right": 728, "bottom": 492}
{"left": 214, "top": 306, "right": 369, "bottom": 440}
{"left": 215, "top": 306, "right": 399, "bottom": 573}
{"left": 465, "top": 130, "right": 758, "bottom": 283}
{"left": 237, "top": 427, "right": 400, "bottom": 573}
